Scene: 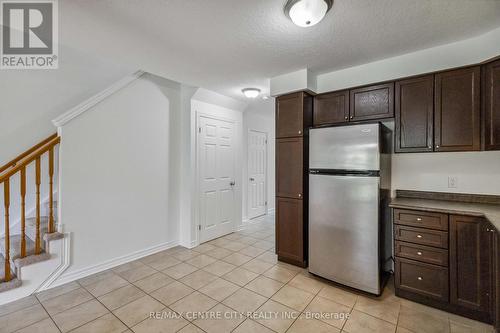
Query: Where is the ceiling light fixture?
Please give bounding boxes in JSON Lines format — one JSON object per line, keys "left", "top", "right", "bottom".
{"left": 242, "top": 88, "right": 261, "bottom": 98}
{"left": 284, "top": 0, "right": 333, "bottom": 27}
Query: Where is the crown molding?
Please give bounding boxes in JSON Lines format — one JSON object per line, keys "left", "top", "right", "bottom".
{"left": 52, "top": 70, "right": 145, "bottom": 127}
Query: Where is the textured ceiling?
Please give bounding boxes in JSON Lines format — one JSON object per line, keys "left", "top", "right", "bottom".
{"left": 63, "top": 0, "right": 500, "bottom": 107}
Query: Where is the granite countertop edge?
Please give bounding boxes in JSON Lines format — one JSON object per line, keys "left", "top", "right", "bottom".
{"left": 389, "top": 197, "right": 500, "bottom": 231}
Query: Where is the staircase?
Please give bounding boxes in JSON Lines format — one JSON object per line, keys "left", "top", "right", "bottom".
{"left": 0, "top": 134, "right": 63, "bottom": 293}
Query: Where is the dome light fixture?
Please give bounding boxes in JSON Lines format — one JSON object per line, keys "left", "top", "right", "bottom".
{"left": 242, "top": 88, "right": 261, "bottom": 98}
{"left": 285, "top": 0, "right": 333, "bottom": 27}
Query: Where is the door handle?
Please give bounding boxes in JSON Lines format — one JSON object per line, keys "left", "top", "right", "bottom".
{"left": 230, "top": 181, "right": 236, "bottom": 186}
{"left": 249, "top": 178, "right": 255, "bottom": 181}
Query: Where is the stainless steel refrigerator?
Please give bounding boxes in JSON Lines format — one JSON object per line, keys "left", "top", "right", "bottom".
{"left": 308, "top": 123, "right": 392, "bottom": 295}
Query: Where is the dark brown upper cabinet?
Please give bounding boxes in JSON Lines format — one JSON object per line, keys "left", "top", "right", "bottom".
{"left": 450, "top": 215, "right": 493, "bottom": 319}
{"left": 395, "top": 75, "right": 434, "bottom": 153}
{"left": 276, "top": 92, "right": 312, "bottom": 138}
{"left": 276, "top": 138, "right": 303, "bottom": 199}
{"left": 350, "top": 83, "right": 394, "bottom": 121}
{"left": 435, "top": 67, "right": 481, "bottom": 152}
{"left": 483, "top": 60, "right": 500, "bottom": 150}
{"left": 313, "top": 90, "right": 349, "bottom": 126}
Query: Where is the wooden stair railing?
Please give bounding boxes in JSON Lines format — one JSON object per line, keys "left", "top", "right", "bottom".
{"left": 0, "top": 133, "right": 60, "bottom": 282}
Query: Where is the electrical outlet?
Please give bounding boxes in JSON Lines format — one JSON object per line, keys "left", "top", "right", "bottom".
{"left": 448, "top": 176, "right": 458, "bottom": 189}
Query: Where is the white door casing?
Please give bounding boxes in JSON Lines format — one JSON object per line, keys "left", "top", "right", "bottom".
{"left": 247, "top": 130, "right": 267, "bottom": 219}
{"left": 197, "top": 115, "right": 236, "bottom": 243}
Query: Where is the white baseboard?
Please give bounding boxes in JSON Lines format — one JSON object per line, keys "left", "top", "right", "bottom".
{"left": 51, "top": 239, "right": 178, "bottom": 288}
{"left": 37, "top": 232, "right": 71, "bottom": 292}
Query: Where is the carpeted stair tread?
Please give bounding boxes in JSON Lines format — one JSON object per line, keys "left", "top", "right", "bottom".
{"left": 0, "top": 254, "right": 21, "bottom": 292}
{"left": 26, "top": 216, "right": 57, "bottom": 236}
{"left": 0, "top": 235, "right": 38, "bottom": 260}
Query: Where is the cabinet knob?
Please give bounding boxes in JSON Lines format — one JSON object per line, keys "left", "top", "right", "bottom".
{"left": 298, "top": 130, "right": 302, "bottom": 134}
{"left": 344, "top": 116, "right": 348, "bottom": 120}
{"left": 417, "top": 276, "right": 423, "bottom": 281}
{"left": 350, "top": 116, "right": 353, "bottom": 119}
{"left": 416, "top": 218, "right": 422, "bottom": 221}
{"left": 298, "top": 193, "right": 302, "bottom": 198}
{"left": 417, "top": 251, "right": 422, "bottom": 256}
{"left": 417, "top": 235, "right": 423, "bottom": 239}
{"left": 436, "top": 145, "right": 440, "bottom": 149}
{"left": 428, "top": 145, "right": 432, "bottom": 149}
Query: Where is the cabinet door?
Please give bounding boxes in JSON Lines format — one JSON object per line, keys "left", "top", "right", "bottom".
{"left": 483, "top": 60, "right": 500, "bottom": 150}
{"left": 494, "top": 230, "right": 500, "bottom": 331}
{"left": 395, "top": 75, "right": 434, "bottom": 152}
{"left": 435, "top": 67, "right": 481, "bottom": 152}
{"left": 276, "top": 138, "right": 303, "bottom": 199}
{"left": 350, "top": 83, "right": 394, "bottom": 121}
{"left": 313, "top": 90, "right": 349, "bottom": 126}
{"left": 276, "top": 197, "right": 304, "bottom": 265}
{"left": 276, "top": 93, "right": 304, "bottom": 138}
{"left": 450, "top": 215, "right": 492, "bottom": 315}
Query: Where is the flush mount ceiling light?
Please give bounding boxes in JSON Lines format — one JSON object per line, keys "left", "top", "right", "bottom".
{"left": 285, "top": 0, "right": 333, "bottom": 27}
{"left": 242, "top": 88, "right": 261, "bottom": 98}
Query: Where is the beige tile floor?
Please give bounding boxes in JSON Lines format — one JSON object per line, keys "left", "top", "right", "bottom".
{"left": 0, "top": 214, "right": 495, "bottom": 333}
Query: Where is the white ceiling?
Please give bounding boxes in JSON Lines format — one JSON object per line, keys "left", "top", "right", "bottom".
{"left": 65, "top": 0, "right": 500, "bottom": 106}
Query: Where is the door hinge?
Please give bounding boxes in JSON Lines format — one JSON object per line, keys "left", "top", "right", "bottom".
{"left": 265, "top": 201, "right": 268, "bottom": 205}
{"left": 198, "top": 225, "right": 201, "bottom": 231}
{"left": 198, "top": 127, "right": 202, "bottom": 133}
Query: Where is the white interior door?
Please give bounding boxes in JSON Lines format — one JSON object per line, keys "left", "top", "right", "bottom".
{"left": 198, "top": 115, "right": 236, "bottom": 243}
{"left": 247, "top": 130, "right": 267, "bottom": 219}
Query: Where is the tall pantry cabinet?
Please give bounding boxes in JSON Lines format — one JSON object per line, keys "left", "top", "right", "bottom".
{"left": 275, "top": 92, "right": 313, "bottom": 267}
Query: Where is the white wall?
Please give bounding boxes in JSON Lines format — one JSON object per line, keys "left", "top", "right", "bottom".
{"left": 56, "top": 74, "right": 182, "bottom": 279}
{"left": 392, "top": 152, "right": 500, "bottom": 196}
{"left": 242, "top": 101, "right": 276, "bottom": 222}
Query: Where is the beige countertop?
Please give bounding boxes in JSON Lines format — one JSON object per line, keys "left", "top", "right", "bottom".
{"left": 390, "top": 197, "right": 500, "bottom": 231}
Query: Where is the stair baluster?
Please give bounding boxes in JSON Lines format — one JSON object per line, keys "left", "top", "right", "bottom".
{"left": 0, "top": 133, "right": 60, "bottom": 285}
{"left": 4, "top": 179, "right": 11, "bottom": 282}
{"left": 20, "top": 166, "right": 26, "bottom": 258}
{"left": 48, "top": 147, "right": 54, "bottom": 233}
{"left": 35, "top": 157, "right": 41, "bottom": 254}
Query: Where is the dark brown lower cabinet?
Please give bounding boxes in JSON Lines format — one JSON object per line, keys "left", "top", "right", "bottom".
{"left": 450, "top": 215, "right": 492, "bottom": 318}
{"left": 396, "top": 258, "right": 449, "bottom": 302}
{"left": 394, "top": 209, "right": 498, "bottom": 325}
{"left": 276, "top": 197, "right": 306, "bottom": 267}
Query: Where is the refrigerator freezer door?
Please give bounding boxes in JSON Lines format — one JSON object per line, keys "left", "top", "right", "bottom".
{"left": 309, "top": 174, "right": 381, "bottom": 294}
{"left": 309, "top": 123, "right": 380, "bottom": 171}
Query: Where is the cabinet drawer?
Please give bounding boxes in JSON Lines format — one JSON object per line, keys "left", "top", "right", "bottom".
{"left": 396, "top": 258, "right": 449, "bottom": 302}
{"left": 395, "top": 241, "right": 448, "bottom": 267}
{"left": 395, "top": 225, "right": 448, "bottom": 249}
{"left": 394, "top": 209, "right": 448, "bottom": 231}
